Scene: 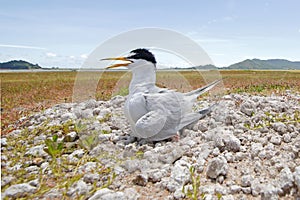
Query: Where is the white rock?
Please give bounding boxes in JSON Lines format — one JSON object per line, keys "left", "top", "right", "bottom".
{"left": 294, "top": 166, "right": 300, "bottom": 192}
{"left": 123, "top": 159, "right": 140, "bottom": 173}
{"left": 174, "top": 188, "right": 185, "bottom": 199}
{"left": 3, "top": 183, "right": 37, "bottom": 198}
{"left": 92, "top": 107, "right": 101, "bottom": 115}
{"left": 260, "top": 184, "right": 279, "bottom": 200}
{"left": 251, "top": 179, "right": 262, "bottom": 196}
{"left": 101, "top": 191, "right": 125, "bottom": 200}
{"left": 1, "top": 138, "right": 7, "bottom": 146}
{"left": 206, "top": 156, "right": 228, "bottom": 179}
{"left": 43, "top": 188, "right": 62, "bottom": 199}
{"left": 29, "top": 179, "right": 39, "bottom": 187}
{"left": 61, "top": 112, "right": 76, "bottom": 121}
{"left": 148, "top": 168, "right": 168, "bottom": 183}
{"left": 230, "top": 185, "right": 241, "bottom": 194}
{"left": 110, "top": 95, "right": 125, "bottom": 107}
{"left": 212, "top": 147, "right": 220, "bottom": 156}
{"left": 1, "top": 176, "right": 15, "bottom": 187}
{"left": 241, "top": 175, "right": 253, "bottom": 187}
{"left": 270, "top": 135, "right": 281, "bottom": 145}
{"left": 25, "top": 145, "right": 48, "bottom": 157}
{"left": 283, "top": 134, "right": 291, "bottom": 143}
{"left": 70, "top": 149, "right": 85, "bottom": 158}
{"left": 276, "top": 167, "right": 294, "bottom": 193}
{"left": 240, "top": 100, "right": 256, "bottom": 116}
{"left": 64, "top": 131, "right": 78, "bottom": 142}
{"left": 123, "top": 188, "right": 140, "bottom": 200}
{"left": 84, "top": 99, "right": 97, "bottom": 109}
{"left": 272, "top": 122, "right": 287, "bottom": 134}
{"left": 170, "top": 160, "right": 190, "bottom": 185}
{"left": 197, "top": 142, "right": 213, "bottom": 160}
{"left": 25, "top": 166, "right": 40, "bottom": 173}
{"left": 81, "top": 109, "right": 93, "bottom": 119}
{"left": 205, "top": 127, "right": 241, "bottom": 152}
{"left": 224, "top": 152, "right": 234, "bottom": 163}
{"left": 67, "top": 180, "right": 91, "bottom": 197}
{"left": 89, "top": 188, "right": 115, "bottom": 200}
{"left": 241, "top": 187, "right": 252, "bottom": 194}
{"left": 158, "top": 144, "right": 184, "bottom": 164}
{"left": 78, "top": 162, "right": 97, "bottom": 173}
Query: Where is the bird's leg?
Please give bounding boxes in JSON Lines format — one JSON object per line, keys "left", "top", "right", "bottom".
{"left": 171, "top": 132, "right": 180, "bottom": 142}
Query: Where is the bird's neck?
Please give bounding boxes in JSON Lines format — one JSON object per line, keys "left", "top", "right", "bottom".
{"left": 129, "top": 65, "right": 156, "bottom": 93}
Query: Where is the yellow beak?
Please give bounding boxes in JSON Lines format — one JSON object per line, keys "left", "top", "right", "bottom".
{"left": 101, "top": 57, "right": 132, "bottom": 69}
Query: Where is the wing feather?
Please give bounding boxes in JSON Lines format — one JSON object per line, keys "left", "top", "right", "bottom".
{"left": 135, "top": 111, "right": 167, "bottom": 138}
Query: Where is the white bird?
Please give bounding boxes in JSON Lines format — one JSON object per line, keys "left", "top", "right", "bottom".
{"left": 102, "top": 48, "right": 221, "bottom": 141}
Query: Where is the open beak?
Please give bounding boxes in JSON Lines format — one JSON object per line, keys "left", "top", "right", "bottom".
{"left": 101, "top": 57, "right": 132, "bottom": 69}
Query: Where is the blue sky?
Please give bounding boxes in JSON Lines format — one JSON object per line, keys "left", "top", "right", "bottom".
{"left": 0, "top": 0, "right": 299, "bottom": 68}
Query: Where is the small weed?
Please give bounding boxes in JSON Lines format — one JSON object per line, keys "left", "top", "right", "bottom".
{"left": 101, "top": 129, "right": 111, "bottom": 134}
{"left": 74, "top": 120, "right": 87, "bottom": 133}
{"left": 78, "top": 132, "right": 99, "bottom": 150}
{"left": 244, "top": 110, "right": 300, "bottom": 130}
{"left": 135, "top": 150, "right": 144, "bottom": 159}
{"left": 44, "top": 134, "right": 64, "bottom": 158}
{"left": 99, "top": 113, "right": 112, "bottom": 123}
{"left": 216, "top": 192, "right": 222, "bottom": 200}
{"left": 182, "top": 166, "right": 204, "bottom": 200}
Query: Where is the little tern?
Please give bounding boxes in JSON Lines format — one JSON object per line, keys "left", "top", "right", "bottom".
{"left": 102, "top": 48, "right": 221, "bottom": 141}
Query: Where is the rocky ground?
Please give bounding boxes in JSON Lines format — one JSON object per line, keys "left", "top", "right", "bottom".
{"left": 1, "top": 93, "right": 300, "bottom": 200}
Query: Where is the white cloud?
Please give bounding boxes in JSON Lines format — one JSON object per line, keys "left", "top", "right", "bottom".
{"left": 46, "top": 52, "right": 57, "bottom": 57}
{"left": 80, "top": 54, "right": 88, "bottom": 59}
{"left": 69, "top": 55, "right": 75, "bottom": 59}
{"left": 0, "top": 44, "right": 46, "bottom": 50}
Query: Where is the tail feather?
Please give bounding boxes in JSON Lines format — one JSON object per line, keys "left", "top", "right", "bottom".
{"left": 198, "top": 103, "right": 217, "bottom": 119}
{"left": 184, "top": 79, "right": 223, "bottom": 97}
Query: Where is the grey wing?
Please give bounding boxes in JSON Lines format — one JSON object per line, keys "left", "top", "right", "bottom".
{"left": 144, "top": 91, "right": 185, "bottom": 132}
{"left": 135, "top": 110, "right": 167, "bottom": 138}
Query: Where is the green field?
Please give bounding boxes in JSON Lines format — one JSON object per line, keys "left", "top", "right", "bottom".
{"left": 1, "top": 70, "right": 300, "bottom": 134}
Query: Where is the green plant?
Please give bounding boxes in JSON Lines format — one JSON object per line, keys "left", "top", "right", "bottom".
{"left": 101, "top": 129, "right": 111, "bottom": 134}
{"left": 74, "top": 120, "right": 87, "bottom": 133}
{"left": 44, "top": 134, "right": 64, "bottom": 158}
{"left": 135, "top": 150, "right": 144, "bottom": 159}
{"left": 182, "top": 166, "right": 204, "bottom": 200}
{"left": 78, "top": 132, "right": 99, "bottom": 150}
{"left": 99, "top": 113, "right": 112, "bottom": 123}
{"left": 216, "top": 192, "right": 222, "bottom": 200}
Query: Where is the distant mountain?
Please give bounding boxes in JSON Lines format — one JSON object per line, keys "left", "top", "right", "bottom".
{"left": 226, "top": 59, "right": 300, "bottom": 70}
{"left": 0, "top": 60, "right": 42, "bottom": 70}
{"left": 1, "top": 58, "right": 300, "bottom": 70}
{"left": 194, "top": 64, "right": 218, "bottom": 70}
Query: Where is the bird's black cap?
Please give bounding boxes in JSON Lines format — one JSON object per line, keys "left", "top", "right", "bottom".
{"left": 127, "top": 48, "right": 157, "bottom": 64}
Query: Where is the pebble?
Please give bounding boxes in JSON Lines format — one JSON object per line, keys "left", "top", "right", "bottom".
{"left": 277, "top": 167, "right": 294, "bottom": 194}
{"left": 270, "top": 135, "right": 281, "bottom": 145}
{"left": 66, "top": 180, "right": 91, "bottom": 197}
{"left": 3, "top": 183, "right": 37, "bottom": 198}
{"left": 206, "top": 156, "right": 228, "bottom": 179}
{"left": 25, "top": 145, "right": 48, "bottom": 157}
{"left": 1, "top": 138, "right": 7, "bottom": 146}
{"left": 241, "top": 175, "right": 253, "bottom": 187}
{"left": 272, "top": 122, "right": 287, "bottom": 134}
{"left": 64, "top": 131, "right": 78, "bottom": 142}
